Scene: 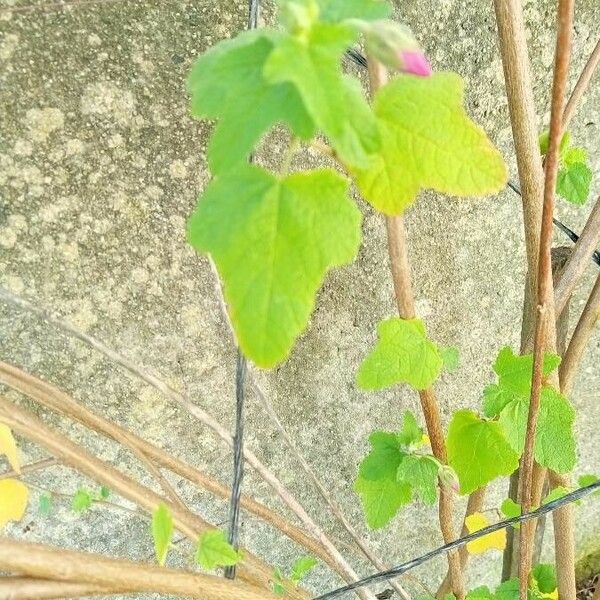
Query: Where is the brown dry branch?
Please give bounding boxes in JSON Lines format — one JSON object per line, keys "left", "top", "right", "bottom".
{"left": 0, "top": 577, "right": 120, "bottom": 600}
{"left": 0, "top": 538, "right": 279, "bottom": 600}
{"left": 560, "top": 272, "right": 600, "bottom": 395}
{"left": 0, "top": 361, "right": 338, "bottom": 571}
{"left": 562, "top": 37, "right": 600, "bottom": 132}
{"left": 366, "top": 59, "right": 464, "bottom": 600}
{"left": 0, "top": 394, "right": 306, "bottom": 598}
{"left": 0, "top": 457, "right": 58, "bottom": 480}
{"left": 520, "top": 2, "right": 575, "bottom": 600}
{"left": 0, "top": 290, "right": 374, "bottom": 600}
{"left": 554, "top": 197, "right": 600, "bottom": 318}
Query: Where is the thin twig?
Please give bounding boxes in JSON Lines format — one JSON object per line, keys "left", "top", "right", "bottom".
{"left": 367, "top": 58, "right": 464, "bottom": 600}
{"left": 0, "top": 577, "right": 119, "bottom": 600}
{"left": 0, "top": 457, "right": 58, "bottom": 480}
{"left": 520, "top": 3, "right": 575, "bottom": 600}
{"left": 252, "top": 377, "right": 412, "bottom": 600}
{"left": 560, "top": 272, "right": 600, "bottom": 395}
{"left": 562, "top": 37, "right": 600, "bottom": 131}
{"left": 0, "top": 539, "right": 280, "bottom": 600}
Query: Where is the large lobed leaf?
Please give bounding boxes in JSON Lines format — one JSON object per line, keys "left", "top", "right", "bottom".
{"left": 352, "top": 72, "right": 508, "bottom": 215}
{"left": 187, "top": 165, "right": 361, "bottom": 368}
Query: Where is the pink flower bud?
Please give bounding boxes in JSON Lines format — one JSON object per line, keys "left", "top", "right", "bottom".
{"left": 399, "top": 50, "right": 432, "bottom": 77}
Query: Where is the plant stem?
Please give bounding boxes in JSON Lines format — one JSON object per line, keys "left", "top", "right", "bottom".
{"left": 562, "top": 37, "right": 600, "bottom": 132}
{"left": 560, "top": 272, "right": 600, "bottom": 395}
{"left": 0, "top": 457, "right": 58, "bottom": 480}
{"left": 0, "top": 538, "right": 282, "bottom": 600}
{"left": 0, "top": 577, "right": 119, "bottom": 600}
{"left": 519, "top": 3, "right": 575, "bottom": 600}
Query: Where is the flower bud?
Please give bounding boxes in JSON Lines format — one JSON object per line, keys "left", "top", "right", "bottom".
{"left": 438, "top": 465, "right": 460, "bottom": 492}
{"left": 364, "top": 20, "right": 432, "bottom": 76}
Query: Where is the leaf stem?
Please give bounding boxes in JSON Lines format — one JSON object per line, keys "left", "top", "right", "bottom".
{"left": 366, "top": 59, "right": 464, "bottom": 600}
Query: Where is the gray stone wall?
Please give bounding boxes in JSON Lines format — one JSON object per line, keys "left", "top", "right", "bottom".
{"left": 0, "top": 0, "right": 598, "bottom": 596}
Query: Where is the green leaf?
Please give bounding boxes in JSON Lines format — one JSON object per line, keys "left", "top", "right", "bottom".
{"left": 187, "top": 165, "right": 361, "bottom": 368}
{"left": 38, "top": 494, "right": 53, "bottom": 516}
{"left": 556, "top": 162, "right": 592, "bottom": 205}
{"left": 539, "top": 130, "right": 570, "bottom": 157}
{"left": 397, "top": 411, "right": 423, "bottom": 447}
{"left": 272, "top": 566, "right": 286, "bottom": 595}
{"left": 291, "top": 556, "right": 318, "bottom": 583}
{"left": 500, "top": 498, "right": 521, "bottom": 529}
{"left": 317, "top": 0, "right": 392, "bottom": 22}
{"left": 498, "top": 386, "right": 576, "bottom": 473}
{"left": 447, "top": 410, "right": 519, "bottom": 495}
{"left": 563, "top": 146, "right": 587, "bottom": 166}
{"left": 151, "top": 503, "right": 173, "bottom": 566}
{"left": 495, "top": 578, "right": 535, "bottom": 600}
{"left": 396, "top": 454, "right": 440, "bottom": 505}
{"left": 352, "top": 72, "right": 507, "bottom": 215}
{"left": 440, "top": 346, "right": 460, "bottom": 372}
{"left": 531, "top": 564, "right": 557, "bottom": 594}
{"left": 357, "top": 318, "right": 443, "bottom": 391}
{"left": 188, "top": 32, "right": 315, "bottom": 174}
{"left": 579, "top": 474, "right": 599, "bottom": 487}
{"left": 542, "top": 486, "right": 570, "bottom": 505}
{"left": 354, "top": 474, "right": 411, "bottom": 529}
{"left": 359, "top": 432, "right": 404, "bottom": 480}
{"left": 195, "top": 530, "right": 242, "bottom": 570}
{"left": 264, "top": 22, "right": 380, "bottom": 168}
{"left": 483, "top": 347, "right": 560, "bottom": 418}
{"left": 466, "top": 586, "right": 494, "bottom": 600}
{"left": 99, "top": 486, "right": 110, "bottom": 500}
{"left": 72, "top": 489, "right": 93, "bottom": 513}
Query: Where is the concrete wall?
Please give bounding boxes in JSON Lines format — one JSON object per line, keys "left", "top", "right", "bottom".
{"left": 1, "top": 0, "right": 599, "bottom": 596}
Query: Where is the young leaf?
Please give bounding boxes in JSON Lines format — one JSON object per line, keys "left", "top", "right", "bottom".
{"left": 272, "top": 567, "right": 286, "bottom": 595}
{"left": 563, "top": 146, "right": 587, "bottom": 165}
{"left": 578, "top": 474, "right": 599, "bottom": 489}
{"left": 0, "top": 423, "right": 20, "bottom": 473}
{"left": 352, "top": 72, "right": 507, "bottom": 215}
{"left": 397, "top": 411, "right": 423, "bottom": 447}
{"left": 500, "top": 498, "right": 521, "bottom": 528}
{"left": 396, "top": 454, "right": 440, "bottom": 505}
{"left": 498, "top": 386, "right": 576, "bottom": 473}
{"left": 556, "top": 162, "right": 592, "bottom": 205}
{"left": 316, "top": 0, "right": 392, "bottom": 22}
{"left": 264, "top": 23, "right": 380, "bottom": 168}
{"left": 357, "top": 318, "right": 443, "bottom": 391}
{"left": 38, "top": 494, "right": 53, "bottom": 516}
{"left": 447, "top": 410, "right": 519, "bottom": 494}
{"left": 496, "top": 578, "right": 535, "bottom": 600}
{"left": 0, "top": 479, "right": 28, "bottom": 528}
{"left": 187, "top": 32, "right": 315, "bottom": 174}
{"left": 72, "top": 489, "right": 94, "bottom": 513}
{"left": 195, "top": 530, "right": 242, "bottom": 570}
{"left": 99, "top": 486, "right": 111, "bottom": 499}
{"left": 151, "top": 503, "right": 173, "bottom": 566}
{"left": 466, "top": 587, "right": 495, "bottom": 600}
{"left": 465, "top": 512, "right": 506, "bottom": 554}
{"left": 354, "top": 474, "right": 411, "bottom": 529}
{"left": 531, "top": 564, "right": 557, "bottom": 595}
{"left": 542, "top": 486, "right": 570, "bottom": 505}
{"left": 187, "top": 165, "right": 361, "bottom": 368}
{"left": 440, "top": 346, "right": 460, "bottom": 372}
{"left": 359, "top": 431, "right": 404, "bottom": 480}
{"left": 290, "top": 556, "right": 318, "bottom": 584}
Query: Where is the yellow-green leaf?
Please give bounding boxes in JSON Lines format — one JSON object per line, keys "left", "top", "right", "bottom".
{"left": 465, "top": 512, "right": 506, "bottom": 554}
{"left": 0, "top": 423, "right": 20, "bottom": 473}
{"left": 352, "top": 72, "right": 507, "bottom": 215}
{"left": 0, "top": 479, "right": 28, "bottom": 528}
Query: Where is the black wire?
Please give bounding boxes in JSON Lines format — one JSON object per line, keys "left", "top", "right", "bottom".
{"left": 224, "top": 0, "right": 258, "bottom": 579}
{"left": 313, "top": 480, "right": 600, "bottom": 600}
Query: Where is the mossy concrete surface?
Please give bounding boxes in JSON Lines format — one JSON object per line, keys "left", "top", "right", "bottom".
{"left": 1, "top": 0, "right": 599, "bottom": 596}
